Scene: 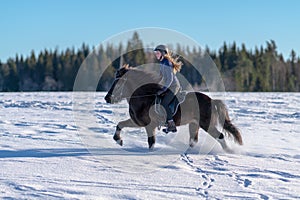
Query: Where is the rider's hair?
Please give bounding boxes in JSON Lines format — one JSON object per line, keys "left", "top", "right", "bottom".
{"left": 164, "top": 52, "right": 183, "bottom": 73}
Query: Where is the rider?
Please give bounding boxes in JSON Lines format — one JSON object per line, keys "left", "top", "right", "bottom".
{"left": 154, "top": 44, "right": 182, "bottom": 132}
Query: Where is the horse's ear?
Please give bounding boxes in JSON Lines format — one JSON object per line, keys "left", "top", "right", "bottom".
{"left": 122, "top": 64, "right": 130, "bottom": 69}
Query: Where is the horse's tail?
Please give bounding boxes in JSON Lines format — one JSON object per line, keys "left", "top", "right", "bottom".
{"left": 212, "top": 100, "right": 243, "bottom": 145}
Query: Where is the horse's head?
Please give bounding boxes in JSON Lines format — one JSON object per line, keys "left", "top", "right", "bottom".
{"left": 105, "top": 64, "right": 130, "bottom": 104}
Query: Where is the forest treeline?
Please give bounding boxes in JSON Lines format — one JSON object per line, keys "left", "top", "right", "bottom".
{"left": 1, "top": 32, "right": 299, "bottom": 92}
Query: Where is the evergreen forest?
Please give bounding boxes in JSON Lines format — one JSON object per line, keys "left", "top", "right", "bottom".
{"left": 1, "top": 32, "right": 299, "bottom": 92}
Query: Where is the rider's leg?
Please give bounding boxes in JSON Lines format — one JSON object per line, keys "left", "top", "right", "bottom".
{"left": 161, "top": 90, "right": 177, "bottom": 132}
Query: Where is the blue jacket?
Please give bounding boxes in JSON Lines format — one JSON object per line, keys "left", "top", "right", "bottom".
{"left": 159, "top": 58, "right": 180, "bottom": 93}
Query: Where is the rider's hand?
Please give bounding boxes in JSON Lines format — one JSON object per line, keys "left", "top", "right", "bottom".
{"left": 157, "top": 90, "right": 164, "bottom": 96}
{"left": 157, "top": 87, "right": 167, "bottom": 96}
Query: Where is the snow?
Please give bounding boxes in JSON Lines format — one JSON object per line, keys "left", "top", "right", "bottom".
{"left": 0, "top": 92, "right": 299, "bottom": 199}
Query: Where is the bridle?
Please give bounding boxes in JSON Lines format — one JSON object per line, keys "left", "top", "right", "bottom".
{"left": 110, "top": 77, "right": 128, "bottom": 102}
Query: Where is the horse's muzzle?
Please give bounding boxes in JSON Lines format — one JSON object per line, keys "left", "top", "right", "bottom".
{"left": 104, "top": 94, "right": 113, "bottom": 104}
{"left": 105, "top": 93, "right": 121, "bottom": 104}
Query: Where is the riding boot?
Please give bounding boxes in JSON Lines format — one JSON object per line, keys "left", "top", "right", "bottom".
{"left": 163, "top": 120, "right": 177, "bottom": 133}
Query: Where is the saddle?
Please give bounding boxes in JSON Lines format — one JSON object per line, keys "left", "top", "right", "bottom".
{"left": 154, "top": 91, "right": 186, "bottom": 128}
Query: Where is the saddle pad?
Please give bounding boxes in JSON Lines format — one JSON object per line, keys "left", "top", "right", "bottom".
{"left": 155, "top": 91, "right": 186, "bottom": 117}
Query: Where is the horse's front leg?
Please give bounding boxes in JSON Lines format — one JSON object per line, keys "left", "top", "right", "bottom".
{"left": 113, "top": 119, "right": 137, "bottom": 146}
{"left": 145, "top": 125, "right": 156, "bottom": 150}
{"left": 189, "top": 122, "right": 200, "bottom": 147}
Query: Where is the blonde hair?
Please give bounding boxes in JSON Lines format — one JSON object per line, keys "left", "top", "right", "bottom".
{"left": 164, "top": 52, "right": 183, "bottom": 73}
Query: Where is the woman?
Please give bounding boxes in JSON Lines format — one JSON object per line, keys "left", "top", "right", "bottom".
{"left": 154, "top": 44, "right": 182, "bottom": 133}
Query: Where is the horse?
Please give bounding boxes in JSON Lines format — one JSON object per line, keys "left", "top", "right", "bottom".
{"left": 104, "top": 65, "right": 243, "bottom": 152}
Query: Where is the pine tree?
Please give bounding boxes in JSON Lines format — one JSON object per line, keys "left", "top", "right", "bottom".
{"left": 219, "top": 42, "right": 228, "bottom": 71}
{"left": 124, "top": 32, "right": 146, "bottom": 67}
{"left": 235, "top": 45, "right": 254, "bottom": 91}
{"left": 0, "top": 60, "right": 3, "bottom": 90}
{"left": 4, "top": 59, "right": 19, "bottom": 91}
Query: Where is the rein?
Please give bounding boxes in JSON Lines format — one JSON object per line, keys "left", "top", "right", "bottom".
{"left": 124, "top": 93, "right": 157, "bottom": 99}
{"left": 111, "top": 92, "right": 157, "bottom": 101}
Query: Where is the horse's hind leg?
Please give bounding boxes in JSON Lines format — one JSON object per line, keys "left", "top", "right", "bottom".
{"left": 208, "top": 127, "right": 232, "bottom": 153}
{"left": 145, "top": 125, "right": 156, "bottom": 150}
{"left": 189, "top": 122, "right": 199, "bottom": 147}
{"left": 114, "top": 119, "right": 137, "bottom": 146}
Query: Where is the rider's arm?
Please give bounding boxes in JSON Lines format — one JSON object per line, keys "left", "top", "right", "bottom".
{"left": 159, "top": 61, "right": 174, "bottom": 92}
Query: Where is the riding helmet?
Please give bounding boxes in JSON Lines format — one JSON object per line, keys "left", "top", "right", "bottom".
{"left": 154, "top": 44, "right": 169, "bottom": 55}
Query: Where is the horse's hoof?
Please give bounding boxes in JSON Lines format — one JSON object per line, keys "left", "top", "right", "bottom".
{"left": 223, "top": 147, "right": 234, "bottom": 154}
{"left": 189, "top": 142, "right": 195, "bottom": 148}
{"left": 217, "top": 138, "right": 233, "bottom": 153}
{"left": 149, "top": 144, "right": 155, "bottom": 151}
{"left": 189, "top": 139, "right": 198, "bottom": 148}
{"left": 116, "top": 139, "right": 123, "bottom": 146}
{"left": 148, "top": 136, "right": 155, "bottom": 149}
{"left": 113, "top": 134, "right": 123, "bottom": 146}
{"left": 113, "top": 133, "right": 120, "bottom": 140}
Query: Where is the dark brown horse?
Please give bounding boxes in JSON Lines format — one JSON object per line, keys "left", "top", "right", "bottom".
{"left": 104, "top": 65, "right": 243, "bottom": 152}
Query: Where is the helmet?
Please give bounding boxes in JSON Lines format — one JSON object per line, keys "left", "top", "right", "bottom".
{"left": 154, "top": 44, "right": 169, "bottom": 55}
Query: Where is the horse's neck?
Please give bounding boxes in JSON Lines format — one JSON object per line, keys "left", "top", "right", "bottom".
{"left": 126, "top": 71, "right": 161, "bottom": 93}
{"left": 128, "top": 69, "right": 160, "bottom": 84}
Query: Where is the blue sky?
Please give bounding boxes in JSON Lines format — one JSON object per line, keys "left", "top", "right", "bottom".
{"left": 1, "top": 0, "right": 299, "bottom": 61}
